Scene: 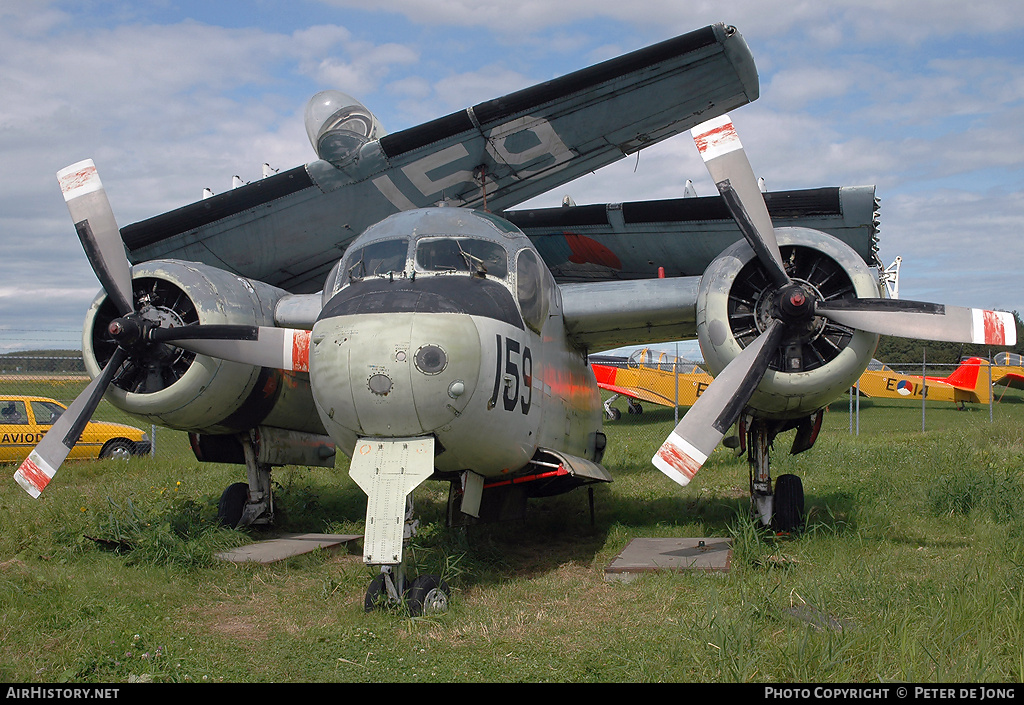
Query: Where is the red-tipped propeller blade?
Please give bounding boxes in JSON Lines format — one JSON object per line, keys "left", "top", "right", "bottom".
{"left": 652, "top": 320, "right": 785, "bottom": 487}
{"left": 815, "top": 299, "right": 1016, "bottom": 347}
{"left": 692, "top": 115, "right": 790, "bottom": 289}
{"left": 57, "top": 160, "right": 134, "bottom": 317}
{"left": 14, "top": 348, "right": 127, "bottom": 498}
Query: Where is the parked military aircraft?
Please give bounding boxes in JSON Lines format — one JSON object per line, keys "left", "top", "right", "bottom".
{"left": 596, "top": 353, "right": 995, "bottom": 416}
{"left": 990, "top": 352, "right": 1024, "bottom": 397}
{"left": 591, "top": 348, "right": 712, "bottom": 418}
{"left": 14, "top": 23, "right": 1016, "bottom": 614}
{"left": 856, "top": 357, "right": 992, "bottom": 407}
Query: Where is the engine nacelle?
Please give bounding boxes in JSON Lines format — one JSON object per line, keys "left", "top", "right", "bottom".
{"left": 696, "top": 227, "right": 881, "bottom": 419}
{"left": 82, "top": 260, "right": 324, "bottom": 435}
{"left": 304, "top": 90, "right": 386, "bottom": 168}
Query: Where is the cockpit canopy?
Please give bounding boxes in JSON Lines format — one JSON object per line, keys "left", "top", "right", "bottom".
{"left": 321, "top": 208, "right": 555, "bottom": 334}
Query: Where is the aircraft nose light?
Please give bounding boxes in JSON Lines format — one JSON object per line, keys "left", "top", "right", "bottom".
{"left": 414, "top": 345, "right": 447, "bottom": 375}
{"left": 368, "top": 373, "right": 393, "bottom": 396}
{"left": 448, "top": 380, "right": 466, "bottom": 398}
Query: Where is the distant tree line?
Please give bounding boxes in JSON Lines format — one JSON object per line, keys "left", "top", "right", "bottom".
{"left": 873, "top": 311, "right": 1024, "bottom": 365}
{"left": 0, "top": 351, "right": 85, "bottom": 375}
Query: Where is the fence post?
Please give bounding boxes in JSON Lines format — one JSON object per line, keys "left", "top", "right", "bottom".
{"left": 673, "top": 343, "right": 679, "bottom": 426}
{"left": 989, "top": 352, "right": 994, "bottom": 423}
{"left": 921, "top": 349, "right": 927, "bottom": 432}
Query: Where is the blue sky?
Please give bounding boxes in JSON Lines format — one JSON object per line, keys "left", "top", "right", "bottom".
{"left": 2, "top": 0, "right": 1023, "bottom": 353}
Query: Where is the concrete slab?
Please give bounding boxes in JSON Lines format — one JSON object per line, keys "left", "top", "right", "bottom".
{"left": 216, "top": 533, "right": 362, "bottom": 564}
{"left": 604, "top": 537, "right": 732, "bottom": 581}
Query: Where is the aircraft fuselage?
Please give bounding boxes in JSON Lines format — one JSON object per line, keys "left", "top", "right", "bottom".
{"left": 308, "top": 207, "right": 604, "bottom": 481}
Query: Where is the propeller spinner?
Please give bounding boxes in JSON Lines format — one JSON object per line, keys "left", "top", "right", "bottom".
{"left": 653, "top": 116, "right": 1016, "bottom": 488}
{"left": 14, "top": 160, "right": 309, "bottom": 498}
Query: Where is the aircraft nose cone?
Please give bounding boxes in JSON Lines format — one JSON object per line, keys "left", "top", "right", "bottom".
{"left": 309, "top": 313, "right": 481, "bottom": 441}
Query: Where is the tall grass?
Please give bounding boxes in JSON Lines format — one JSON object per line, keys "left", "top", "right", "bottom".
{"left": 1, "top": 389, "right": 1023, "bottom": 682}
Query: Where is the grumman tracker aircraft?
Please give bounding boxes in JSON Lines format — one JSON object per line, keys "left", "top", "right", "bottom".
{"left": 15, "top": 23, "right": 1015, "bottom": 614}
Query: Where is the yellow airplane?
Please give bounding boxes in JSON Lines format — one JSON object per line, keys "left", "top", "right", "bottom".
{"left": 989, "top": 352, "right": 1024, "bottom": 398}
{"left": 591, "top": 348, "right": 713, "bottom": 419}
{"left": 855, "top": 356, "right": 992, "bottom": 407}
{"left": 593, "top": 352, "right": 997, "bottom": 418}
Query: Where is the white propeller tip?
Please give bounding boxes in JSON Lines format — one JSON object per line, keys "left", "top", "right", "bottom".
{"left": 652, "top": 431, "right": 707, "bottom": 487}
{"left": 973, "top": 310, "right": 1016, "bottom": 346}
{"left": 691, "top": 115, "right": 741, "bottom": 162}
{"left": 14, "top": 451, "right": 55, "bottom": 498}
{"left": 57, "top": 159, "right": 103, "bottom": 202}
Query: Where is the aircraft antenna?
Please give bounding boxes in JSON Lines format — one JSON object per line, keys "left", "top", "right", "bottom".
{"left": 475, "top": 165, "right": 490, "bottom": 212}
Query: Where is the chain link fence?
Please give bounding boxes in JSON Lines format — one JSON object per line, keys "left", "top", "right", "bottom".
{"left": 843, "top": 353, "right": 1024, "bottom": 434}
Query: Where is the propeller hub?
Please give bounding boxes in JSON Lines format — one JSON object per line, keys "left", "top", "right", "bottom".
{"left": 778, "top": 284, "right": 814, "bottom": 321}
{"left": 108, "top": 316, "right": 146, "bottom": 347}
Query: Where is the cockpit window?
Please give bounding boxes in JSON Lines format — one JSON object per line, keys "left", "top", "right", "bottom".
{"left": 516, "top": 248, "right": 548, "bottom": 334}
{"left": 415, "top": 238, "right": 508, "bottom": 279}
{"left": 344, "top": 238, "right": 409, "bottom": 283}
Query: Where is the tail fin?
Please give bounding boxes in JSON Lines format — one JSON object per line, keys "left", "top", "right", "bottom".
{"left": 945, "top": 357, "right": 990, "bottom": 403}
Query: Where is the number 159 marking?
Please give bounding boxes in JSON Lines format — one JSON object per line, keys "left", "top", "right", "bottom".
{"left": 489, "top": 334, "right": 532, "bottom": 414}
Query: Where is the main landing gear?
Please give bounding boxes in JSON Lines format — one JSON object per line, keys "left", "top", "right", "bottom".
{"left": 215, "top": 431, "right": 275, "bottom": 529}
{"left": 601, "top": 394, "right": 642, "bottom": 421}
{"left": 739, "top": 411, "right": 820, "bottom": 533}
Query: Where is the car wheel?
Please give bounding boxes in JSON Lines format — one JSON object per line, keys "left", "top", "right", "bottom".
{"left": 99, "top": 439, "right": 135, "bottom": 460}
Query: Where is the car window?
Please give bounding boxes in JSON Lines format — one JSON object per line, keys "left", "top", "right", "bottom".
{"left": 0, "top": 400, "right": 28, "bottom": 425}
{"left": 30, "top": 400, "right": 64, "bottom": 426}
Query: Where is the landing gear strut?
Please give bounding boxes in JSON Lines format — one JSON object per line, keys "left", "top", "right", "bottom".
{"left": 741, "top": 413, "right": 814, "bottom": 533}
{"left": 603, "top": 394, "right": 621, "bottom": 420}
{"left": 216, "top": 430, "right": 274, "bottom": 528}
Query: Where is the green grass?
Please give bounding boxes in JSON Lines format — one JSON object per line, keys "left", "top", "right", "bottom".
{"left": 2, "top": 384, "right": 1024, "bottom": 682}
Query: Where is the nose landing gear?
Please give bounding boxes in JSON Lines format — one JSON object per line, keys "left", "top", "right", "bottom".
{"left": 351, "top": 437, "right": 452, "bottom": 616}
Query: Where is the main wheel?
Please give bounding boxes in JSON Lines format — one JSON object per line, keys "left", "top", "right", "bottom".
{"left": 406, "top": 575, "right": 450, "bottom": 617}
{"left": 772, "top": 474, "right": 805, "bottom": 533}
{"left": 217, "top": 482, "right": 249, "bottom": 528}
{"left": 606, "top": 407, "right": 621, "bottom": 421}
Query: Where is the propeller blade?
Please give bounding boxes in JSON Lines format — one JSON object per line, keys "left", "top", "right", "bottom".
{"left": 57, "top": 160, "right": 134, "bottom": 317}
{"left": 692, "top": 115, "right": 790, "bottom": 289}
{"left": 652, "top": 320, "right": 786, "bottom": 487}
{"left": 172, "top": 327, "right": 312, "bottom": 372}
{"left": 14, "top": 348, "right": 128, "bottom": 498}
{"left": 816, "top": 299, "right": 1016, "bottom": 346}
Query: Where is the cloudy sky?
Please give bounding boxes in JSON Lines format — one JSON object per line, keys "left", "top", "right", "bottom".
{"left": 2, "top": 0, "right": 1023, "bottom": 354}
